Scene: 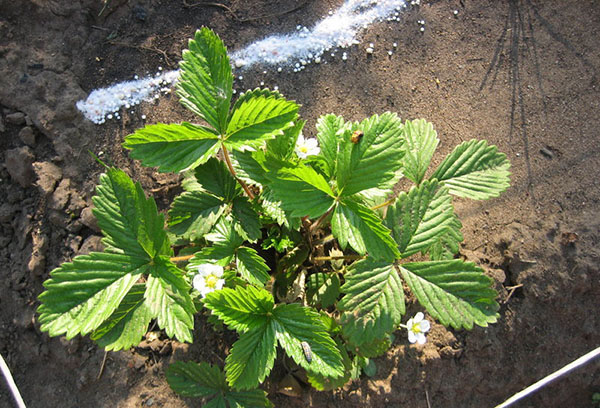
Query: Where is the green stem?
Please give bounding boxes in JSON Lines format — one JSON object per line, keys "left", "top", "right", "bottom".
{"left": 370, "top": 196, "right": 396, "bottom": 211}
{"left": 313, "top": 234, "right": 334, "bottom": 246}
{"left": 221, "top": 143, "right": 255, "bottom": 200}
{"left": 170, "top": 255, "right": 194, "bottom": 263}
{"left": 313, "top": 254, "right": 364, "bottom": 262}
{"left": 309, "top": 205, "right": 335, "bottom": 234}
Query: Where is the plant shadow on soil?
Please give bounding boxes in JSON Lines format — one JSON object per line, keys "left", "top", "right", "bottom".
{"left": 0, "top": 0, "right": 599, "bottom": 407}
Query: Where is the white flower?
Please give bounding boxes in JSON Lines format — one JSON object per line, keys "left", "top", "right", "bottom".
{"left": 193, "top": 264, "right": 225, "bottom": 298}
{"left": 406, "top": 312, "right": 430, "bottom": 344}
{"left": 294, "top": 133, "right": 320, "bottom": 159}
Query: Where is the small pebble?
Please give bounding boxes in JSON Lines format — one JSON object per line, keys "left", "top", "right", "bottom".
{"left": 366, "top": 47, "right": 374, "bottom": 54}
{"left": 141, "top": 114, "right": 146, "bottom": 120}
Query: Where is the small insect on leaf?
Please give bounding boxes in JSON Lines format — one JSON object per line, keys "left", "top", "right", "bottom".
{"left": 350, "top": 130, "right": 364, "bottom": 144}
{"left": 301, "top": 341, "right": 312, "bottom": 363}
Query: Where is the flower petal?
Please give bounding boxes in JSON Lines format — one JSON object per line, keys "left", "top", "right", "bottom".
{"left": 193, "top": 274, "right": 207, "bottom": 292}
{"left": 416, "top": 333, "right": 427, "bottom": 345}
{"left": 413, "top": 312, "right": 424, "bottom": 323}
{"left": 408, "top": 331, "right": 417, "bottom": 344}
{"left": 419, "top": 319, "right": 431, "bottom": 333}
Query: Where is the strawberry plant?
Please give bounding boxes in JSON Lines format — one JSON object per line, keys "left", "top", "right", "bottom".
{"left": 37, "top": 28, "right": 511, "bottom": 406}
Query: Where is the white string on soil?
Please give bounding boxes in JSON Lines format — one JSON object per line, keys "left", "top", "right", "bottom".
{"left": 495, "top": 346, "right": 600, "bottom": 408}
{"left": 0, "top": 353, "right": 26, "bottom": 408}
{"left": 76, "top": 0, "right": 416, "bottom": 124}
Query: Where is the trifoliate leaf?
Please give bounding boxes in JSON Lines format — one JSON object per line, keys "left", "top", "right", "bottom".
{"left": 267, "top": 164, "right": 335, "bottom": 218}
{"left": 236, "top": 247, "right": 270, "bottom": 286}
{"left": 167, "top": 191, "right": 226, "bottom": 241}
{"left": 385, "top": 180, "right": 459, "bottom": 258}
{"left": 37, "top": 252, "right": 144, "bottom": 339}
{"left": 306, "top": 272, "right": 341, "bottom": 308}
{"left": 192, "top": 157, "right": 240, "bottom": 200}
{"left": 225, "top": 89, "right": 298, "bottom": 151}
{"left": 338, "top": 259, "right": 404, "bottom": 346}
{"left": 123, "top": 122, "right": 220, "bottom": 173}
{"left": 203, "top": 285, "right": 274, "bottom": 333}
{"left": 400, "top": 119, "right": 439, "bottom": 184}
{"left": 177, "top": 27, "right": 232, "bottom": 133}
{"left": 231, "top": 197, "right": 261, "bottom": 242}
{"left": 225, "top": 322, "right": 277, "bottom": 390}
{"left": 331, "top": 199, "right": 400, "bottom": 261}
{"left": 430, "top": 139, "right": 511, "bottom": 200}
{"left": 93, "top": 168, "right": 171, "bottom": 259}
{"left": 336, "top": 112, "right": 405, "bottom": 197}
{"left": 144, "top": 257, "right": 195, "bottom": 342}
{"left": 400, "top": 260, "right": 499, "bottom": 329}
{"left": 272, "top": 303, "right": 345, "bottom": 379}
{"left": 92, "top": 284, "right": 152, "bottom": 351}
{"left": 315, "top": 114, "right": 346, "bottom": 177}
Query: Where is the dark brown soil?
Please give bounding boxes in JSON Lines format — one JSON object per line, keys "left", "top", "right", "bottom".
{"left": 1, "top": 0, "right": 599, "bottom": 407}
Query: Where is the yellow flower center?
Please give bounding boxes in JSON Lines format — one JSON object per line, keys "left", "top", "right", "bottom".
{"left": 206, "top": 274, "right": 219, "bottom": 289}
{"left": 300, "top": 146, "right": 308, "bottom": 153}
{"left": 411, "top": 323, "right": 421, "bottom": 333}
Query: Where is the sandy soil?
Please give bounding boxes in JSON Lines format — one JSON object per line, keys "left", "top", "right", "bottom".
{"left": 0, "top": 0, "right": 599, "bottom": 407}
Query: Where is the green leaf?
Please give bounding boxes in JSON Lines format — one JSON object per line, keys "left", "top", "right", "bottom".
{"left": 225, "top": 89, "right": 298, "bottom": 151}
{"left": 93, "top": 168, "right": 170, "bottom": 259}
{"left": 331, "top": 199, "right": 400, "bottom": 261}
{"left": 260, "top": 189, "right": 301, "bottom": 230}
{"left": 231, "top": 149, "right": 269, "bottom": 187}
{"left": 225, "top": 391, "right": 273, "bottom": 408}
{"left": 37, "top": 252, "right": 144, "bottom": 339}
{"left": 336, "top": 112, "right": 405, "bottom": 197}
{"left": 400, "top": 119, "right": 439, "bottom": 184}
{"left": 400, "top": 260, "right": 499, "bottom": 329}
{"left": 144, "top": 257, "right": 195, "bottom": 342}
{"left": 192, "top": 158, "right": 239, "bottom": 200}
{"left": 177, "top": 27, "right": 232, "bottom": 133}
{"left": 231, "top": 197, "right": 262, "bottom": 242}
{"left": 167, "top": 361, "right": 274, "bottom": 407}
{"left": 385, "top": 180, "right": 459, "bottom": 258}
{"left": 123, "top": 122, "right": 220, "bottom": 173}
{"left": 426, "top": 217, "right": 463, "bottom": 260}
{"left": 267, "top": 164, "right": 335, "bottom": 218}
{"left": 306, "top": 272, "right": 340, "bottom": 308}
{"left": 166, "top": 361, "right": 226, "bottom": 398}
{"left": 92, "top": 284, "right": 152, "bottom": 351}
{"left": 203, "top": 285, "right": 274, "bottom": 333}
{"left": 236, "top": 247, "right": 270, "bottom": 286}
{"left": 226, "top": 323, "right": 277, "bottom": 390}
{"left": 272, "top": 303, "right": 345, "bottom": 379}
{"left": 354, "top": 334, "right": 394, "bottom": 358}
{"left": 306, "top": 337, "right": 352, "bottom": 391}
{"left": 430, "top": 139, "right": 511, "bottom": 200}
{"left": 266, "top": 119, "right": 305, "bottom": 159}
{"left": 188, "top": 245, "right": 235, "bottom": 268}
{"left": 167, "top": 191, "right": 226, "bottom": 241}
{"left": 338, "top": 259, "right": 404, "bottom": 346}
{"left": 315, "top": 114, "right": 346, "bottom": 177}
